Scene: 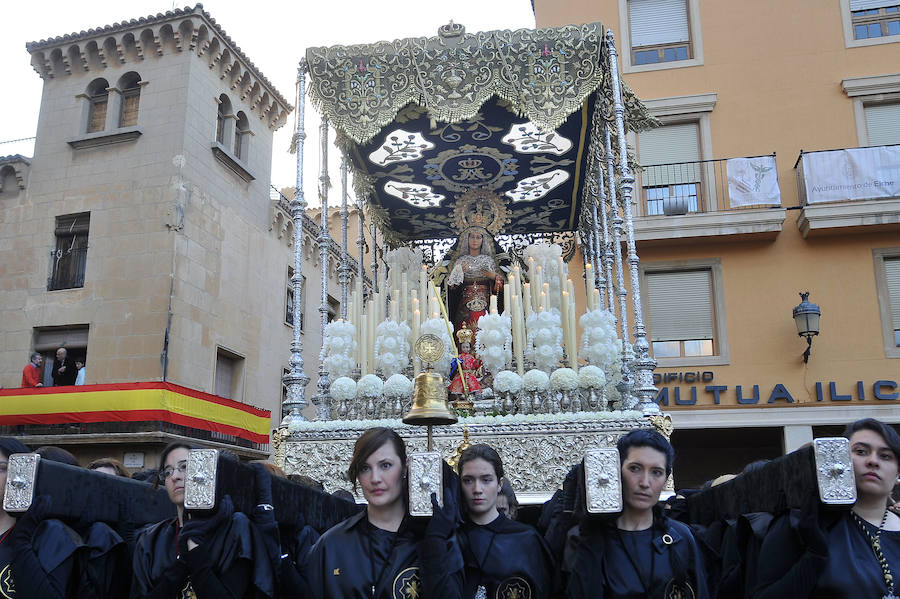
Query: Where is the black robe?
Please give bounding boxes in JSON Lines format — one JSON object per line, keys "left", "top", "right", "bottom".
{"left": 752, "top": 509, "right": 900, "bottom": 598}
{"left": 6, "top": 518, "right": 82, "bottom": 598}
{"left": 458, "top": 514, "right": 556, "bottom": 599}
{"left": 130, "top": 513, "right": 270, "bottom": 599}
{"left": 302, "top": 511, "right": 463, "bottom": 599}
{"left": 564, "top": 516, "right": 709, "bottom": 599}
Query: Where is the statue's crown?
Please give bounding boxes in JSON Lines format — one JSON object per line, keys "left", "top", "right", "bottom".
{"left": 456, "top": 323, "right": 474, "bottom": 345}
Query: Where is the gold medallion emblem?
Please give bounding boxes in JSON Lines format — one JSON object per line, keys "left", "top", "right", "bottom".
{"left": 392, "top": 566, "right": 421, "bottom": 599}
{"left": 496, "top": 576, "right": 531, "bottom": 599}
{"left": 414, "top": 334, "right": 445, "bottom": 365}
{"left": 0, "top": 564, "right": 15, "bottom": 598}
{"left": 664, "top": 579, "right": 695, "bottom": 599}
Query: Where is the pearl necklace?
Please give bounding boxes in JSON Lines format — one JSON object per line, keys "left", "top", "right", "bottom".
{"left": 852, "top": 509, "right": 897, "bottom": 599}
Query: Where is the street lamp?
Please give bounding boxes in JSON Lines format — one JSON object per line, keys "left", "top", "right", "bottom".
{"left": 792, "top": 291, "right": 821, "bottom": 363}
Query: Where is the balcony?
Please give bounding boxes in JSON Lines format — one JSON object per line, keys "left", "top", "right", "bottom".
{"left": 0, "top": 382, "right": 271, "bottom": 458}
{"left": 632, "top": 155, "right": 786, "bottom": 245}
{"left": 47, "top": 246, "right": 87, "bottom": 291}
{"left": 796, "top": 144, "right": 900, "bottom": 238}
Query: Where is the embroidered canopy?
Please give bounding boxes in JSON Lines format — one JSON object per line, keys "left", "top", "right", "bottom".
{"left": 305, "top": 22, "right": 654, "bottom": 243}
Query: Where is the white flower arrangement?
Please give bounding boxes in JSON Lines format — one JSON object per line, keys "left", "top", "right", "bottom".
{"left": 577, "top": 364, "right": 607, "bottom": 389}
{"left": 419, "top": 317, "right": 453, "bottom": 376}
{"left": 383, "top": 373, "right": 413, "bottom": 398}
{"left": 374, "top": 320, "right": 411, "bottom": 378}
{"left": 356, "top": 374, "right": 384, "bottom": 398}
{"left": 329, "top": 377, "right": 357, "bottom": 401}
{"left": 525, "top": 309, "right": 563, "bottom": 373}
{"left": 493, "top": 370, "right": 523, "bottom": 394}
{"left": 522, "top": 368, "right": 550, "bottom": 391}
{"left": 384, "top": 247, "right": 425, "bottom": 286}
{"left": 579, "top": 308, "right": 623, "bottom": 400}
{"left": 475, "top": 313, "right": 512, "bottom": 375}
{"left": 288, "top": 409, "right": 644, "bottom": 432}
{"left": 322, "top": 320, "right": 358, "bottom": 379}
{"left": 550, "top": 367, "right": 580, "bottom": 391}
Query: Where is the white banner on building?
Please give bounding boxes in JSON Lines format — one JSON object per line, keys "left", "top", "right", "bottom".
{"left": 726, "top": 155, "right": 781, "bottom": 207}
{"left": 802, "top": 146, "right": 900, "bottom": 205}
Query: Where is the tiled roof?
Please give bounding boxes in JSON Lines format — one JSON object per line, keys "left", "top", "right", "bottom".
{"left": 25, "top": 4, "right": 290, "bottom": 110}
{"left": 0, "top": 155, "right": 31, "bottom": 166}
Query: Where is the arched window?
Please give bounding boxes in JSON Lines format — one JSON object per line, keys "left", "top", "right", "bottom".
{"left": 86, "top": 78, "right": 109, "bottom": 133}
{"left": 216, "top": 94, "right": 232, "bottom": 144}
{"left": 118, "top": 72, "right": 142, "bottom": 127}
{"left": 234, "top": 111, "right": 249, "bottom": 159}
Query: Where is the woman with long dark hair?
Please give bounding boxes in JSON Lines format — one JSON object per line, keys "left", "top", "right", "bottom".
{"left": 130, "top": 442, "right": 260, "bottom": 598}
{"left": 302, "top": 426, "right": 463, "bottom": 598}
{"left": 455, "top": 443, "right": 555, "bottom": 598}
{"left": 564, "top": 429, "right": 709, "bottom": 598}
{"left": 753, "top": 418, "right": 900, "bottom": 598}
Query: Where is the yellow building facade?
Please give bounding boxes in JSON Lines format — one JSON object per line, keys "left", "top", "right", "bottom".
{"left": 536, "top": 0, "right": 900, "bottom": 486}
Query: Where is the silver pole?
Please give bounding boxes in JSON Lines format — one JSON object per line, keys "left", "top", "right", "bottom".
{"left": 315, "top": 118, "right": 332, "bottom": 420}
{"left": 370, "top": 221, "right": 379, "bottom": 294}
{"left": 357, "top": 192, "right": 366, "bottom": 294}
{"left": 282, "top": 59, "right": 310, "bottom": 425}
{"left": 339, "top": 158, "right": 350, "bottom": 320}
{"left": 606, "top": 31, "right": 658, "bottom": 415}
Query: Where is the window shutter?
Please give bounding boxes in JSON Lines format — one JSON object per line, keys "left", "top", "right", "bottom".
{"left": 886, "top": 258, "right": 900, "bottom": 330}
{"left": 865, "top": 103, "right": 900, "bottom": 147}
{"left": 638, "top": 123, "right": 701, "bottom": 186}
{"left": 35, "top": 327, "right": 90, "bottom": 351}
{"left": 55, "top": 213, "right": 91, "bottom": 235}
{"left": 121, "top": 92, "right": 140, "bottom": 127}
{"left": 629, "top": 0, "right": 690, "bottom": 47}
{"left": 215, "top": 354, "right": 234, "bottom": 399}
{"left": 89, "top": 98, "right": 107, "bottom": 133}
{"left": 850, "top": 0, "right": 898, "bottom": 10}
{"left": 647, "top": 270, "right": 714, "bottom": 341}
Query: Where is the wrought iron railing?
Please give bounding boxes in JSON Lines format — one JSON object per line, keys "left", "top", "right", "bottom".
{"left": 636, "top": 154, "right": 781, "bottom": 216}
{"left": 795, "top": 144, "right": 900, "bottom": 206}
{"left": 47, "top": 247, "right": 87, "bottom": 291}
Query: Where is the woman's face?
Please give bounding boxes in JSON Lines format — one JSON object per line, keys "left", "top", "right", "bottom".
{"left": 850, "top": 429, "right": 899, "bottom": 501}
{"left": 357, "top": 441, "right": 405, "bottom": 509}
{"left": 468, "top": 232, "right": 483, "bottom": 253}
{"left": 162, "top": 447, "right": 189, "bottom": 507}
{"left": 460, "top": 457, "right": 501, "bottom": 521}
{"left": 0, "top": 452, "right": 8, "bottom": 508}
{"left": 621, "top": 445, "right": 668, "bottom": 515}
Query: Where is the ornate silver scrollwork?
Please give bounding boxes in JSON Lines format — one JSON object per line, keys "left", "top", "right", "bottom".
{"left": 813, "top": 437, "right": 857, "bottom": 505}
{"left": 408, "top": 451, "right": 443, "bottom": 517}
{"left": 3, "top": 453, "right": 40, "bottom": 513}
{"left": 584, "top": 447, "right": 622, "bottom": 514}
{"left": 184, "top": 449, "right": 218, "bottom": 510}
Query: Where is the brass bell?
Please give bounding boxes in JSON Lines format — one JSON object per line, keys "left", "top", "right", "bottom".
{"left": 403, "top": 371, "right": 458, "bottom": 426}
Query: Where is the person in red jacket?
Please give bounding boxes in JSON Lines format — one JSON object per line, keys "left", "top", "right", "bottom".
{"left": 21, "top": 352, "right": 43, "bottom": 388}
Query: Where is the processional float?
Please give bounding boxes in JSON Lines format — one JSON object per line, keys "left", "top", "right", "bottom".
{"left": 274, "top": 19, "right": 669, "bottom": 504}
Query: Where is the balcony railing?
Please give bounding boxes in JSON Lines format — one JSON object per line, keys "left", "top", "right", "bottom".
{"left": 637, "top": 154, "right": 782, "bottom": 217}
{"left": 47, "top": 246, "right": 87, "bottom": 291}
{"left": 796, "top": 144, "right": 900, "bottom": 206}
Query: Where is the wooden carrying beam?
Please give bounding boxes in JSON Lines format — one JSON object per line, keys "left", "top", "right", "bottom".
{"left": 183, "top": 449, "right": 361, "bottom": 533}
{"left": 684, "top": 437, "right": 856, "bottom": 526}
{"left": 3, "top": 453, "right": 176, "bottom": 528}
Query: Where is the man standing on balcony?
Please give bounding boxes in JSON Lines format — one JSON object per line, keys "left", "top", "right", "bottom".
{"left": 51, "top": 347, "right": 76, "bottom": 387}
{"left": 21, "top": 353, "right": 43, "bottom": 388}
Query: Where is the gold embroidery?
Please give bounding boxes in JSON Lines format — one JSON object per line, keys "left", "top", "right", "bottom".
{"left": 392, "top": 566, "right": 421, "bottom": 599}
{"left": 0, "top": 564, "right": 15, "bottom": 598}
{"left": 496, "top": 576, "right": 532, "bottom": 599}
{"left": 333, "top": 568, "right": 341, "bottom": 576}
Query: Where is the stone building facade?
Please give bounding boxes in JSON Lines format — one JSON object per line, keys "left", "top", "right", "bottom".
{"left": 0, "top": 5, "right": 364, "bottom": 462}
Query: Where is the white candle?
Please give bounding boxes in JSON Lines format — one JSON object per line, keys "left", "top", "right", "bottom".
{"left": 585, "top": 263, "right": 595, "bottom": 311}
{"left": 400, "top": 280, "right": 408, "bottom": 322}
{"left": 539, "top": 291, "right": 546, "bottom": 312}
{"left": 511, "top": 294, "right": 525, "bottom": 375}
{"left": 413, "top": 308, "right": 421, "bottom": 375}
{"left": 592, "top": 288, "right": 601, "bottom": 312}
{"left": 391, "top": 299, "right": 399, "bottom": 322}
{"left": 359, "top": 313, "right": 368, "bottom": 375}
{"left": 523, "top": 282, "right": 532, "bottom": 316}
{"left": 534, "top": 265, "right": 543, "bottom": 307}
{"left": 490, "top": 294, "right": 498, "bottom": 314}
{"left": 419, "top": 265, "right": 428, "bottom": 315}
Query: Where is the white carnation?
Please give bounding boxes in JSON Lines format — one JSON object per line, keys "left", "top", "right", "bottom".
{"left": 383, "top": 373, "right": 413, "bottom": 398}
{"left": 475, "top": 313, "right": 512, "bottom": 375}
{"left": 323, "top": 320, "right": 358, "bottom": 379}
{"left": 578, "top": 365, "right": 607, "bottom": 389}
{"left": 329, "top": 377, "right": 357, "bottom": 401}
{"left": 356, "top": 374, "right": 384, "bottom": 398}
{"left": 493, "top": 370, "right": 523, "bottom": 394}
{"left": 375, "top": 320, "right": 411, "bottom": 378}
{"left": 550, "top": 367, "right": 579, "bottom": 391}
{"left": 522, "top": 368, "right": 550, "bottom": 391}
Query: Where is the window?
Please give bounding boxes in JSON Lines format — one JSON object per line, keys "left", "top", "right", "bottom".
{"left": 637, "top": 122, "right": 702, "bottom": 215}
{"left": 852, "top": 2, "right": 900, "bottom": 39}
{"left": 118, "top": 72, "right": 142, "bottom": 127}
{"left": 285, "top": 267, "right": 305, "bottom": 331}
{"left": 86, "top": 79, "right": 109, "bottom": 133}
{"left": 234, "top": 111, "right": 249, "bottom": 159}
{"left": 874, "top": 249, "right": 900, "bottom": 357}
{"left": 216, "top": 95, "right": 232, "bottom": 145}
{"left": 642, "top": 259, "right": 729, "bottom": 366}
{"left": 327, "top": 295, "right": 340, "bottom": 323}
{"left": 34, "top": 326, "right": 88, "bottom": 388}
{"left": 864, "top": 102, "right": 900, "bottom": 146}
{"left": 48, "top": 213, "right": 90, "bottom": 291}
{"left": 620, "top": 0, "right": 703, "bottom": 72}
{"left": 215, "top": 347, "right": 244, "bottom": 400}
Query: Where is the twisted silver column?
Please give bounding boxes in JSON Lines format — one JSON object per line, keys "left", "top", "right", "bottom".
{"left": 282, "top": 59, "right": 310, "bottom": 425}
{"left": 315, "top": 118, "right": 332, "bottom": 420}
{"left": 339, "top": 158, "right": 350, "bottom": 320}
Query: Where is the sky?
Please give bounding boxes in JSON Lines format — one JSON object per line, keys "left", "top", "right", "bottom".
{"left": 1, "top": 0, "right": 536, "bottom": 195}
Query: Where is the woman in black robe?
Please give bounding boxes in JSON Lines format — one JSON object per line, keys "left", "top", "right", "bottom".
{"left": 752, "top": 418, "right": 900, "bottom": 598}
{"left": 302, "top": 426, "right": 463, "bottom": 599}
{"left": 130, "top": 442, "right": 262, "bottom": 598}
{"left": 564, "top": 429, "right": 709, "bottom": 599}
{"left": 455, "top": 443, "right": 556, "bottom": 598}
